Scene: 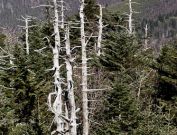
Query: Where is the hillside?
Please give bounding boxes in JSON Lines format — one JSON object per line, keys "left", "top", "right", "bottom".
{"left": 1, "top": 0, "right": 177, "bottom": 135}
{"left": 110, "top": 0, "right": 177, "bottom": 21}
{"left": 1, "top": 0, "right": 177, "bottom": 47}
{"left": 109, "top": 0, "right": 177, "bottom": 50}
{"left": 0, "top": 0, "right": 119, "bottom": 27}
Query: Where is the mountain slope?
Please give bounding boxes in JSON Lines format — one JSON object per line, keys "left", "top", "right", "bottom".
{"left": 109, "top": 0, "right": 177, "bottom": 49}
{"left": 0, "top": 0, "right": 119, "bottom": 27}
{"left": 109, "top": 0, "right": 177, "bottom": 21}
{"left": 1, "top": 0, "right": 177, "bottom": 48}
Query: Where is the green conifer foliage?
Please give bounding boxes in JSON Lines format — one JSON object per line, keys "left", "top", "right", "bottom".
{"left": 84, "top": 0, "right": 99, "bottom": 21}
{"left": 18, "top": 22, "right": 54, "bottom": 134}
{"left": 154, "top": 43, "right": 177, "bottom": 100}
{"left": 151, "top": 42, "right": 177, "bottom": 134}
{"left": 8, "top": 123, "right": 36, "bottom": 135}
{"left": 0, "top": 45, "right": 41, "bottom": 134}
{"left": 94, "top": 27, "right": 140, "bottom": 134}
{"left": 97, "top": 83, "right": 139, "bottom": 135}
{"left": 0, "top": 22, "right": 54, "bottom": 134}
{"left": 134, "top": 41, "right": 177, "bottom": 134}
{"left": 100, "top": 32, "right": 139, "bottom": 72}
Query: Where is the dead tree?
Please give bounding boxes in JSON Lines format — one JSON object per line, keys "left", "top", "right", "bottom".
{"left": 47, "top": 0, "right": 64, "bottom": 134}
{"left": 79, "top": 1, "right": 108, "bottom": 134}
{"left": 32, "top": 0, "right": 76, "bottom": 134}
{"left": 128, "top": 0, "right": 133, "bottom": 34}
{"left": 60, "top": 0, "right": 65, "bottom": 29}
{"left": 32, "top": 0, "right": 106, "bottom": 134}
{"left": 25, "top": 17, "right": 30, "bottom": 55}
{"left": 126, "top": 0, "right": 139, "bottom": 34}
{"left": 97, "top": 4, "right": 103, "bottom": 56}
{"left": 18, "top": 16, "right": 35, "bottom": 55}
{"left": 144, "top": 24, "right": 148, "bottom": 50}
{"left": 79, "top": 0, "right": 89, "bottom": 134}
{"left": 65, "top": 24, "right": 77, "bottom": 135}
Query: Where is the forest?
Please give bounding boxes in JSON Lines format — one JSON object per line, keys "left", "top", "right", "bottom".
{"left": 0, "top": 0, "right": 177, "bottom": 135}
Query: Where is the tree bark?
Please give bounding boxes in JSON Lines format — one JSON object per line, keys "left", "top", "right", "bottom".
{"left": 60, "top": 0, "right": 64, "bottom": 29}
{"left": 80, "top": 0, "right": 89, "bottom": 135}
{"left": 128, "top": 0, "right": 133, "bottom": 34}
{"left": 65, "top": 25, "right": 77, "bottom": 135}
{"left": 144, "top": 24, "right": 148, "bottom": 49}
{"left": 97, "top": 4, "right": 103, "bottom": 56}
{"left": 48, "top": 0, "right": 64, "bottom": 134}
{"left": 25, "top": 18, "right": 29, "bottom": 55}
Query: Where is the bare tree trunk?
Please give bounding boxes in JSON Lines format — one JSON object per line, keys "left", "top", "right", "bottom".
{"left": 18, "top": 16, "right": 34, "bottom": 55}
{"left": 80, "top": 0, "right": 89, "bottom": 135}
{"left": 25, "top": 18, "right": 29, "bottom": 55}
{"left": 60, "top": 0, "right": 64, "bottom": 29}
{"left": 64, "top": 103, "right": 69, "bottom": 135}
{"left": 48, "top": 0, "right": 64, "bottom": 134}
{"left": 65, "top": 25, "right": 77, "bottom": 135}
{"left": 53, "top": 0, "right": 63, "bottom": 131}
{"left": 144, "top": 24, "right": 148, "bottom": 50}
{"left": 97, "top": 4, "right": 103, "bottom": 56}
{"left": 128, "top": 0, "right": 133, "bottom": 34}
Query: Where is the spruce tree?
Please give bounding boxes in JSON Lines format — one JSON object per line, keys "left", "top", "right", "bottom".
{"left": 93, "top": 24, "right": 140, "bottom": 134}
{"left": 84, "top": 0, "right": 99, "bottom": 21}
{"left": 0, "top": 22, "right": 54, "bottom": 134}
{"left": 154, "top": 43, "right": 177, "bottom": 100}
{"left": 152, "top": 41, "right": 177, "bottom": 133}
{"left": 0, "top": 45, "right": 40, "bottom": 134}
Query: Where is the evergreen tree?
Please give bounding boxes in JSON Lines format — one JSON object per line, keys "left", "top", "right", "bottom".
{"left": 152, "top": 41, "right": 177, "bottom": 133}
{"left": 96, "top": 82, "right": 139, "bottom": 135}
{"left": 93, "top": 25, "right": 140, "bottom": 134}
{"left": 84, "top": 0, "right": 99, "bottom": 21}
{"left": 134, "top": 41, "right": 177, "bottom": 135}
{"left": 154, "top": 42, "right": 177, "bottom": 100}
{"left": 0, "top": 22, "right": 54, "bottom": 134}
{"left": 0, "top": 45, "right": 42, "bottom": 134}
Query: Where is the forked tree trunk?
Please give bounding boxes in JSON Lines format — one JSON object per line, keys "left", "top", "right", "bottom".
{"left": 80, "top": 0, "right": 89, "bottom": 135}
{"left": 48, "top": 0, "right": 64, "bottom": 134}
{"left": 65, "top": 25, "right": 77, "bottom": 135}
{"left": 52, "top": 0, "right": 63, "bottom": 131}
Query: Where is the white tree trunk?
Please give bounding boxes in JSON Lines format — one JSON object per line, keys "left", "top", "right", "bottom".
{"left": 65, "top": 25, "right": 77, "bottom": 135}
{"left": 80, "top": 0, "right": 89, "bottom": 135}
{"left": 97, "top": 4, "right": 103, "bottom": 56}
{"left": 60, "top": 0, "right": 64, "bottom": 29}
{"left": 144, "top": 24, "right": 148, "bottom": 49}
{"left": 25, "top": 18, "right": 29, "bottom": 55}
{"left": 48, "top": 0, "right": 64, "bottom": 134}
{"left": 52, "top": 0, "right": 63, "bottom": 131}
{"left": 128, "top": 0, "right": 133, "bottom": 34}
{"left": 64, "top": 103, "right": 69, "bottom": 135}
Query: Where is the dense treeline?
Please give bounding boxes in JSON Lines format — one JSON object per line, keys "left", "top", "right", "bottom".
{"left": 0, "top": 0, "right": 177, "bottom": 135}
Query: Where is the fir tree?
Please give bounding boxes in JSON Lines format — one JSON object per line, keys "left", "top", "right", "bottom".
{"left": 0, "top": 22, "right": 54, "bottom": 134}
{"left": 151, "top": 41, "right": 177, "bottom": 133}
{"left": 94, "top": 24, "right": 140, "bottom": 134}
{"left": 0, "top": 45, "right": 38, "bottom": 134}
{"left": 84, "top": 0, "right": 99, "bottom": 21}
{"left": 154, "top": 42, "right": 177, "bottom": 100}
